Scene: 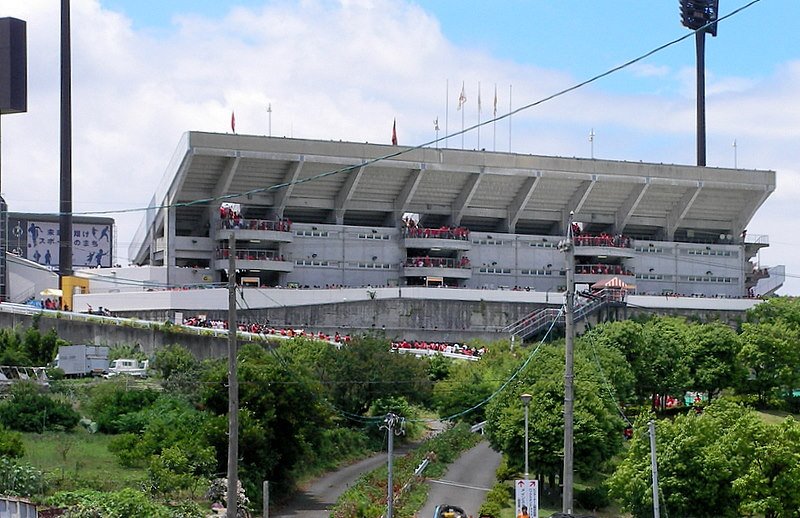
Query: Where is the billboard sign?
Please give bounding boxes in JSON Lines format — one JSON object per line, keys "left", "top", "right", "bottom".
{"left": 25, "top": 220, "right": 112, "bottom": 268}
{"left": 515, "top": 479, "right": 539, "bottom": 518}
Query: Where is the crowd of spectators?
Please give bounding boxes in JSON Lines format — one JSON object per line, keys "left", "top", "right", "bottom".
{"left": 405, "top": 256, "right": 470, "bottom": 268}
{"left": 575, "top": 264, "right": 633, "bottom": 276}
{"left": 402, "top": 218, "right": 469, "bottom": 240}
{"left": 182, "top": 316, "right": 352, "bottom": 343}
{"left": 391, "top": 339, "right": 486, "bottom": 358}
{"left": 571, "top": 224, "right": 631, "bottom": 248}
{"left": 219, "top": 206, "right": 291, "bottom": 232}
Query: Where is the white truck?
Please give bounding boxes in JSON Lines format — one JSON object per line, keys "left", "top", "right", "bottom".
{"left": 104, "top": 358, "right": 149, "bottom": 378}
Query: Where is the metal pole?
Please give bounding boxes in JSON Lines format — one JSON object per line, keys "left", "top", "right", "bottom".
{"left": 387, "top": 418, "right": 394, "bottom": 518}
{"left": 59, "top": 0, "right": 73, "bottom": 280}
{"left": 561, "top": 215, "right": 576, "bottom": 515}
{"left": 695, "top": 30, "right": 706, "bottom": 167}
{"left": 524, "top": 403, "right": 530, "bottom": 478}
{"left": 268, "top": 480, "right": 269, "bottom": 518}
{"left": 649, "top": 420, "right": 661, "bottom": 518}
{"left": 226, "top": 235, "right": 238, "bottom": 518}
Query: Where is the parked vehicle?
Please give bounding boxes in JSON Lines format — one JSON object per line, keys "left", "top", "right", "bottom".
{"left": 104, "top": 358, "right": 149, "bottom": 378}
{"left": 55, "top": 345, "right": 110, "bottom": 376}
{"left": 433, "top": 505, "right": 467, "bottom": 518}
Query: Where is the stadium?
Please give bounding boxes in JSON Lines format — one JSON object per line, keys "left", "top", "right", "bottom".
{"left": 128, "top": 131, "right": 780, "bottom": 298}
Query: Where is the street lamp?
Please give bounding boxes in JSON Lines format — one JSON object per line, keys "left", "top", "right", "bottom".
{"left": 520, "top": 393, "right": 532, "bottom": 478}
{"left": 679, "top": 0, "right": 719, "bottom": 166}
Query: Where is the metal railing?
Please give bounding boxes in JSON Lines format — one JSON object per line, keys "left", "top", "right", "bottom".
{"left": 504, "top": 288, "right": 626, "bottom": 341}
{"left": 215, "top": 249, "right": 284, "bottom": 261}
{"left": 219, "top": 218, "right": 291, "bottom": 232}
{"left": 404, "top": 257, "right": 470, "bottom": 269}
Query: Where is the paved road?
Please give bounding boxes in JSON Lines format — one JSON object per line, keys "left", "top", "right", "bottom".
{"left": 272, "top": 442, "right": 419, "bottom": 518}
{"left": 418, "top": 441, "right": 501, "bottom": 518}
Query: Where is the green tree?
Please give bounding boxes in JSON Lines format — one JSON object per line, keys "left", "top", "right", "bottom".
{"left": 738, "top": 321, "right": 800, "bottom": 406}
{"left": 733, "top": 416, "right": 800, "bottom": 518}
{"left": 310, "top": 335, "right": 433, "bottom": 416}
{"left": 608, "top": 398, "right": 761, "bottom": 517}
{"left": 685, "top": 321, "right": 743, "bottom": 400}
{"left": 485, "top": 343, "right": 624, "bottom": 487}
{"left": 200, "top": 342, "right": 332, "bottom": 499}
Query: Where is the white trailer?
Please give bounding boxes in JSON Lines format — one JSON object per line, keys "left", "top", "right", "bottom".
{"left": 55, "top": 345, "right": 110, "bottom": 376}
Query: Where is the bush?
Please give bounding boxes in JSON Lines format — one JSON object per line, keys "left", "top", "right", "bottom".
{"left": 85, "top": 382, "right": 160, "bottom": 433}
{"left": 0, "top": 424, "right": 25, "bottom": 458}
{"left": 0, "top": 381, "right": 79, "bottom": 432}
{"left": 575, "top": 484, "right": 610, "bottom": 511}
{"left": 0, "top": 457, "right": 46, "bottom": 497}
{"left": 46, "top": 487, "right": 201, "bottom": 517}
{"left": 480, "top": 482, "right": 511, "bottom": 517}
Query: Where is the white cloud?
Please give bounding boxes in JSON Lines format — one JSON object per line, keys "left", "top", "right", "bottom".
{"left": 2, "top": 0, "right": 799, "bottom": 293}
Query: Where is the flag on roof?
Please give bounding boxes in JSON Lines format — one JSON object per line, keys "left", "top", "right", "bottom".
{"left": 231, "top": 111, "right": 236, "bottom": 134}
{"left": 457, "top": 81, "right": 466, "bottom": 110}
{"left": 391, "top": 118, "right": 397, "bottom": 145}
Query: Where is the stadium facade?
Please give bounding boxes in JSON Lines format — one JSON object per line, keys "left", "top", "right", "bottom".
{"left": 129, "top": 132, "right": 782, "bottom": 298}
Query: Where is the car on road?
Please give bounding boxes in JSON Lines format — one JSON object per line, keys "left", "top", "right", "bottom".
{"left": 433, "top": 504, "right": 467, "bottom": 518}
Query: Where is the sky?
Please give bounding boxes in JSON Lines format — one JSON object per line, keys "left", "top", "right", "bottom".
{"left": 1, "top": 0, "right": 799, "bottom": 293}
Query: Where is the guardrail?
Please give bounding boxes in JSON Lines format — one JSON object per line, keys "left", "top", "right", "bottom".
{"left": 394, "top": 348, "right": 480, "bottom": 361}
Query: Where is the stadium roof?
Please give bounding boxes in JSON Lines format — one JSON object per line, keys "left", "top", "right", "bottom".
{"left": 131, "top": 131, "right": 775, "bottom": 262}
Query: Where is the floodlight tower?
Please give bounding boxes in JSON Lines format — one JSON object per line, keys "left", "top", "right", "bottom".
{"left": 680, "top": 0, "right": 719, "bottom": 167}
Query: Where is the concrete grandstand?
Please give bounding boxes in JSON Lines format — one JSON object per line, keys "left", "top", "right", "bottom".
{"left": 127, "top": 131, "right": 781, "bottom": 298}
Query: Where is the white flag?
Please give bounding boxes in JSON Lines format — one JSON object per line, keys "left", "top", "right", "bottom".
{"left": 457, "top": 81, "right": 466, "bottom": 110}
{"left": 478, "top": 82, "right": 482, "bottom": 113}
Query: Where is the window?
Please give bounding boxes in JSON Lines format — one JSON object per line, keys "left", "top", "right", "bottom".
{"left": 295, "top": 259, "right": 332, "bottom": 267}
{"left": 686, "top": 275, "right": 735, "bottom": 283}
{"left": 472, "top": 239, "right": 506, "bottom": 245}
{"left": 635, "top": 273, "right": 664, "bottom": 281}
{"left": 357, "top": 233, "right": 390, "bottom": 240}
{"left": 529, "top": 241, "right": 556, "bottom": 249}
{"left": 634, "top": 246, "right": 664, "bottom": 253}
{"left": 478, "top": 267, "right": 512, "bottom": 274}
{"left": 686, "top": 248, "right": 734, "bottom": 257}
{"left": 295, "top": 230, "right": 329, "bottom": 237}
{"left": 355, "top": 262, "right": 392, "bottom": 269}
{"left": 521, "top": 269, "right": 552, "bottom": 276}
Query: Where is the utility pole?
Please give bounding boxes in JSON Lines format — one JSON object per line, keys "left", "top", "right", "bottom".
{"left": 381, "top": 413, "right": 404, "bottom": 518}
{"left": 649, "top": 420, "right": 661, "bottom": 518}
{"left": 226, "top": 235, "right": 239, "bottom": 518}
{"left": 558, "top": 212, "right": 576, "bottom": 515}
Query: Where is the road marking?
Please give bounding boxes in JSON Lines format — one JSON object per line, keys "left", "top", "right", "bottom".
{"left": 429, "top": 479, "right": 491, "bottom": 492}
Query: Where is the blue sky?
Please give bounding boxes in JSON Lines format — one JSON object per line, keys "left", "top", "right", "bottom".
{"left": 2, "top": 0, "right": 799, "bottom": 292}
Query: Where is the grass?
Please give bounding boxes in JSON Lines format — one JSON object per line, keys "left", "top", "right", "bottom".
{"left": 757, "top": 409, "right": 797, "bottom": 425}
{"left": 22, "top": 428, "right": 147, "bottom": 495}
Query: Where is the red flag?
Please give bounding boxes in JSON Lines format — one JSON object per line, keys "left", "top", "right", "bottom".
{"left": 231, "top": 111, "right": 236, "bottom": 133}
{"left": 391, "top": 118, "right": 397, "bottom": 145}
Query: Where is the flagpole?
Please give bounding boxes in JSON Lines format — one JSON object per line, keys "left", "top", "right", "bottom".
{"left": 445, "top": 79, "right": 449, "bottom": 148}
{"left": 493, "top": 83, "right": 497, "bottom": 152}
{"left": 267, "top": 103, "right": 272, "bottom": 137}
{"left": 508, "top": 84, "right": 512, "bottom": 152}
{"left": 461, "top": 81, "right": 465, "bottom": 150}
{"left": 477, "top": 81, "right": 481, "bottom": 151}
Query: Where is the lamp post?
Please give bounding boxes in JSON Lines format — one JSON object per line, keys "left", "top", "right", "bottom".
{"left": 679, "top": 0, "right": 719, "bottom": 167}
{"left": 520, "top": 393, "right": 532, "bottom": 478}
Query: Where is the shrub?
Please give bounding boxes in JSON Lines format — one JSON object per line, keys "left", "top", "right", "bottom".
{"left": 0, "top": 424, "right": 25, "bottom": 458}
{"left": 0, "top": 381, "right": 79, "bottom": 432}
{"left": 85, "top": 382, "right": 160, "bottom": 433}
{"left": 0, "top": 457, "right": 46, "bottom": 497}
{"left": 575, "top": 484, "right": 610, "bottom": 511}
